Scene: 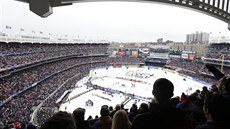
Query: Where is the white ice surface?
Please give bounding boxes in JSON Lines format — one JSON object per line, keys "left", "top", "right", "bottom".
{"left": 59, "top": 67, "right": 210, "bottom": 119}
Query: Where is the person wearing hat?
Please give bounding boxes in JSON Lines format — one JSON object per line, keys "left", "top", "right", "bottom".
{"left": 14, "top": 122, "right": 21, "bottom": 129}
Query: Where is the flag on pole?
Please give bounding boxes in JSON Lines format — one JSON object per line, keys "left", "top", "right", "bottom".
{"left": 5, "top": 25, "right": 11, "bottom": 29}
{"left": 40, "top": 31, "right": 43, "bottom": 34}
{"left": 49, "top": 33, "right": 52, "bottom": 35}
{"left": 20, "top": 28, "right": 24, "bottom": 31}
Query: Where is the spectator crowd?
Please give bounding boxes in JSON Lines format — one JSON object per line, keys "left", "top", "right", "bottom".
{"left": 0, "top": 42, "right": 109, "bottom": 128}
{"left": 0, "top": 42, "right": 109, "bottom": 70}
{"left": 166, "top": 59, "right": 230, "bottom": 84}
{"left": 204, "top": 43, "right": 230, "bottom": 60}
{"left": 1, "top": 41, "right": 230, "bottom": 129}
{"left": 2, "top": 76, "right": 229, "bottom": 129}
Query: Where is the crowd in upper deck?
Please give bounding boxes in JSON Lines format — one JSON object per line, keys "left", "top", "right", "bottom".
{"left": 204, "top": 43, "right": 230, "bottom": 60}
{"left": 0, "top": 42, "right": 109, "bottom": 70}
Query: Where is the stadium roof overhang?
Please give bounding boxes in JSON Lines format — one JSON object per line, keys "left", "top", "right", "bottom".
{"left": 15, "top": 0, "right": 230, "bottom": 30}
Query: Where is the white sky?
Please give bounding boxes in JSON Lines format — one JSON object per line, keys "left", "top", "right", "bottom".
{"left": 0, "top": 0, "right": 230, "bottom": 42}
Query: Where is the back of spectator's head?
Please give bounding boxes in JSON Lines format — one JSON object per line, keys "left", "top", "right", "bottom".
{"left": 198, "top": 91, "right": 206, "bottom": 100}
{"left": 100, "top": 105, "right": 110, "bottom": 117}
{"left": 120, "top": 104, "right": 124, "bottom": 109}
{"left": 170, "top": 96, "right": 180, "bottom": 106}
{"left": 109, "top": 106, "right": 113, "bottom": 112}
{"left": 130, "top": 104, "right": 138, "bottom": 113}
{"left": 152, "top": 78, "right": 174, "bottom": 103}
{"left": 73, "top": 107, "right": 86, "bottom": 124}
{"left": 202, "top": 86, "right": 208, "bottom": 92}
{"left": 40, "top": 111, "right": 76, "bottom": 129}
{"left": 101, "top": 105, "right": 109, "bottom": 109}
{"left": 139, "top": 103, "right": 149, "bottom": 113}
{"left": 204, "top": 93, "right": 230, "bottom": 121}
{"left": 115, "top": 104, "right": 121, "bottom": 111}
{"left": 111, "top": 110, "right": 131, "bottom": 129}
{"left": 180, "top": 92, "right": 187, "bottom": 101}
{"left": 217, "top": 77, "right": 230, "bottom": 93}
{"left": 211, "top": 85, "right": 218, "bottom": 93}
{"left": 87, "top": 115, "right": 93, "bottom": 120}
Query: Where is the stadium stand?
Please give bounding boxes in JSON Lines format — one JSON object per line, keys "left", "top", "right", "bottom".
{"left": 0, "top": 42, "right": 109, "bottom": 128}
{"left": 1, "top": 41, "right": 230, "bottom": 129}
{"left": 0, "top": 42, "right": 108, "bottom": 70}
{"left": 204, "top": 43, "right": 230, "bottom": 60}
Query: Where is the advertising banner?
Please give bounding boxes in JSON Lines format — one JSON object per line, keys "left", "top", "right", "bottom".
{"left": 131, "top": 49, "right": 139, "bottom": 57}
{"left": 125, "top": 49, "right": 131, "bottom": 56}
{"left": 118, "top": 49, "right": 125, "bottom": 57}
{"left": 188, "top": 53, "right": 196, "bottom": 60}
{"left": 138, "top": 48, "right": 150, "bottom": 56}
{"left": 181, "top": 53, "right": 189, "bottom": 59}
{"left": 169, "top": 54, "right": 181, "bottom": 58}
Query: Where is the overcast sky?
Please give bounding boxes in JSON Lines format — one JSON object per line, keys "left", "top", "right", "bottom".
{"left": 0, "top": 0, "right": 230, "bottom": 42}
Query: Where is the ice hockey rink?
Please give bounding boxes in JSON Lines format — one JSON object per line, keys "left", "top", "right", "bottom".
{"left": 59, "top": 66, "right": 211, "bottom": 119}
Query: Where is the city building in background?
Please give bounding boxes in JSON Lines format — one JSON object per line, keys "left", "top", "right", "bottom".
{"left": 186, "top": 31, "right": 210, "bottom": 44}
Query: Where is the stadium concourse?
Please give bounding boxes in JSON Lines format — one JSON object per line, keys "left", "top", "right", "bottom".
{"left": 0, "top": 42, "right": 230, "bottom": 129}
{"left": 59, "top": 66, "right": 209, "bottom": 119}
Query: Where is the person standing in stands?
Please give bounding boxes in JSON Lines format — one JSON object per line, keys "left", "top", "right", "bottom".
{"left": 73, "top": 107, "right": 95, "bottom": 129}
{"left": 94, "top": 105, "right": 112, "bottom": 129}
{"left": 195, "top": 93, "right": 230, "bottom": 129}
{"left": 131, "top": 78, "right": 190, "bottom": 129}
{"left": 109, "top": 104, "right": 121, "bottom": 118}
{"left": 111, "top": 110, "right": 131, "bottom": 129}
